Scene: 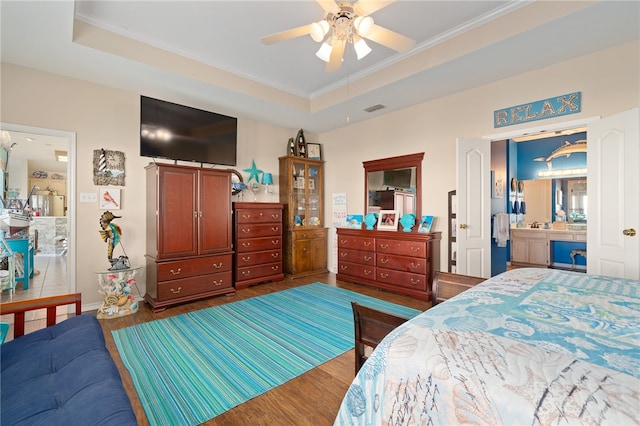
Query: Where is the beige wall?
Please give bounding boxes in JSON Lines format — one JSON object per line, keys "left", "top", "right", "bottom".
{"left": 0, "top": 64, "right": 297, "bottom": 308}
{"left": 321, "top": 41, "right": 639, "bottom": 272}
{"left": 1, "top": 40, "right": 638, "bottom": 306}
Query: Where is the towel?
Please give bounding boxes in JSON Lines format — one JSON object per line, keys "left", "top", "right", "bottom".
{"left": 493, "top": 213, "right": 510, "bottom": 247}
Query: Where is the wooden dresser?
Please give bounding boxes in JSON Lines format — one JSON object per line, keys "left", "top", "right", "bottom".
{"left": 336, "top": 228, "right": 441, "bottom": 302}
{"left": 144, "top": 163, "right": 235, "bottom": 312}
{"left": 233, "top": 202, "right": 285, "bottom": 289}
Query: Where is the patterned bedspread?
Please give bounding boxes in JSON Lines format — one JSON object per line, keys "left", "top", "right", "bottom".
{"left": 334, "top": 268, "right": 640, "bottom": 425}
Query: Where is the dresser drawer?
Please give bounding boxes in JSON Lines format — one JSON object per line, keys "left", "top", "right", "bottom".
{"left": 157, "top": 271, "right": 233, "bottom": 301}
{"left": 237, "top": 223, "right": 282, "bottom": 238}
{"left": 337, "top": 235, "right": 375, "bottom": 250}
{"left": 236, "top": 262, "right": 282, "bottom": 281}
{"left": 338, "top": 248, "right": 375, "bottom": 265}
{"left": 376, "top": 268, "right": 427, "bottom": 291}
{"left": 338, "top": 261, "right": 375, "bottom": 280}
{"left": 377, "top": 253, "right": 426, "bottom": 274}
{"left": 156, "top": 254, "right": 232, "bottom": 282}
{"left": 236, "top": 209, "right": 282, "bottom": 224}
{"left": 236, "top": 249, "right": 282, "bottom": 267}
{"left": 236, "top": 236, "right": 282, "bottom": 253}
{"left": 292, "top": 229, "right": 327, "bottom": 241}
{"left": 377, "top": 239, "right": 426, "bottom": 258}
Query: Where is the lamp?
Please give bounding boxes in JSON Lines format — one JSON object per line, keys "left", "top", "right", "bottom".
{"left": 313, "top": 9, "right": 373, "bottom": 64}
{"left": 261, "top": 172, "right": 274, "bottom": 200}
{"left": 316, "top": 41, "right": 333, "bottom": 62}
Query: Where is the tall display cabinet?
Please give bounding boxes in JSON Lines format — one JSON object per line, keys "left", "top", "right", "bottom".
{"left": 144, "top": 163, "right": 235, "bottom": 312}
{"left": 278, "top": 155, "right": 327, "bottom": 276}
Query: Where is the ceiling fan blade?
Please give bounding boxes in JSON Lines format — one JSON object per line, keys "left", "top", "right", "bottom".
{"left": 354, "top": 0, "right": 395, "bottom": 17}
{"left": 326, "top": 39, "right": 346, "bottom": 72}
{"left": 261, "top": 24, "right": 313, "bottom": 45}
{"left": 363, "top": 23, "right": 415, "bottom": 52}
{"left": 316, "top": 0, "right": 340, "bottom": 14}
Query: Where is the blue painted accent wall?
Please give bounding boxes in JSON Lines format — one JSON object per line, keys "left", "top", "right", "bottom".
{"left": 515, "top": 132, "right": 586, "bottom": 180}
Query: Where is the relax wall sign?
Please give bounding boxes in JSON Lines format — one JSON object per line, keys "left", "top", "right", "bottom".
{"left": 494, "top": 92, "right": 581, "bottom": 128}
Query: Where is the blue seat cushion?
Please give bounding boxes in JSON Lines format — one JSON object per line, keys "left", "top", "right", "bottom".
{"left": 1, "top": 315, "right": 137, "bottom": 425}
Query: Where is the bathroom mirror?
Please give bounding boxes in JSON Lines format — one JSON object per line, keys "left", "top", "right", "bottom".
{"left": 522, "top": 177, "right": 587, "bottom": 223}
{"left": 364, "top": 153, "right": 423, "bottom": 220}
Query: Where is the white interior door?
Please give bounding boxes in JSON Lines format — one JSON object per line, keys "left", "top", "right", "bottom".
{"left": 587, "top": 107, "right": 639, "bottom": 279}
{"left": 456, "top": 138, "right": 491, "bottom": 277}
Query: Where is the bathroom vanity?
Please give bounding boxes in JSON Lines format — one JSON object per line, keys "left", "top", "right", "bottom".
{"left": 510, "top": 226, "right": 586, "bottom": 268}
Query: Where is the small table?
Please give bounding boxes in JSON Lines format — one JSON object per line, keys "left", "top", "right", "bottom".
{"left": 95, "top": 266, "right": 141, "bottom": 319}
{"left": 5, "top": 237, "right": 34, "bottom": 290}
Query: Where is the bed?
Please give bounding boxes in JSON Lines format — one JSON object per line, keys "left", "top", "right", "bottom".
{"left": 334, "top": 268, "right": 639, "bottom": 425}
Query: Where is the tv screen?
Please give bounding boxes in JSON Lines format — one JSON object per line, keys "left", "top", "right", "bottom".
{"left": 140, "top": 96, "right": 237, "bottom": 166}
{"left": 383, "top": 168, "right": 412, "bottom": 189}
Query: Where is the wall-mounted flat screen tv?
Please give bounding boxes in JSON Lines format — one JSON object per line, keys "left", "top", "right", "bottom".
{"left": 140, "top": 96, "right": 237, "bottom": 166}
{"left": 383, "top": 168, "right": 412, "bottom": 189}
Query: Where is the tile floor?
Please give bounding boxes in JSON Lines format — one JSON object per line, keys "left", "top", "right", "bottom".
{"left": 1, "top": 254, "right": 69, "bottom": 303}
{"left": 1, "top": 254, "right": 70, "bottom": 341}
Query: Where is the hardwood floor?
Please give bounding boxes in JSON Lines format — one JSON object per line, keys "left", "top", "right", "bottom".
{"left": 98, "top": 272, "right": 432, "bottom": 426}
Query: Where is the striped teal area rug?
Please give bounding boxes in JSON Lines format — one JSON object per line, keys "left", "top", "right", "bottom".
{"left": 113, "top": 283, "right": 421, "bottom": 426}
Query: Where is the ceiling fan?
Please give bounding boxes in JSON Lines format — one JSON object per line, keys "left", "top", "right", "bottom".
{"left": 261, "top": 0, "right": 415, "bottom": 72}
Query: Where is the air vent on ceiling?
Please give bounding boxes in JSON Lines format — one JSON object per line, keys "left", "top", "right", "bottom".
{"left": 364, "top": 104, "right": 385, "bottom": 113}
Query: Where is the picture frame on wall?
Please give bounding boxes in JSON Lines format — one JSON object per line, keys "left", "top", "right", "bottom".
{"left": 377, "top": 210, "right": 399, "bottom": 231}
{"left": 99, "top": 188, "right": 121, "bottom": 210}
{"left": 307, "top": 143, "right": 321, "bottom": 160}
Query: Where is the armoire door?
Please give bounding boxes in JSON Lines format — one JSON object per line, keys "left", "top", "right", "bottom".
{"left": 198, "top": 169, "right": 232, "bottom": 254}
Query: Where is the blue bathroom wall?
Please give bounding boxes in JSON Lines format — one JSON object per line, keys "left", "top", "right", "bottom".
{"left": 515, "top": 132, "right": 586, "bottom": 179}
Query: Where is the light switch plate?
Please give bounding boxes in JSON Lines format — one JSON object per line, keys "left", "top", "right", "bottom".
{"left": 80, "top": 192, "right": 97, "bottom": 203}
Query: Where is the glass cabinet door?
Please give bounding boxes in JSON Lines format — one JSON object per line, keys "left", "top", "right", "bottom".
{"left": 290, "top": 159, "right": 323, "bottom": 228}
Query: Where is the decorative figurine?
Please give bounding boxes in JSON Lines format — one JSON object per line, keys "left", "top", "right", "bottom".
{"left": 400, "top": 213, "right": 416, "bottom": 232}
{"left": 98, "top": 211, "right": 130, "bottom": 270}
{"left": 364, "top": 213, "right": 377, "bottom": 230}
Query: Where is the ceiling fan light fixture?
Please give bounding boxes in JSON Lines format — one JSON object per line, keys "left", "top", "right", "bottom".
{"left": 353, "top": 15, "right": 374, "bottom": 36}
{"left": 354, "top": 37, "right": 372, "bottom": 60}
{"left": 310, "top": 20, "right": 330, "bottom": 42}
{"left": 316, "top": 41, "right": 332, "bottom": 62}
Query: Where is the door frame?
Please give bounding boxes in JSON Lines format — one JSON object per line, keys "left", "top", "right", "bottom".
{"left": 456, "top": 116, "right": 601, "bottom": 275}
{"left": 0, "top": 122, "right": 76, "bottom": 295}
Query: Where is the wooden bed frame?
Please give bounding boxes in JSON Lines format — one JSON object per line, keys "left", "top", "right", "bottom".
{"left": 432, "top": 271, "right": 485, "bottom": 305}
{"left": 0, "top": 293, "right": 81, "bottom": 339}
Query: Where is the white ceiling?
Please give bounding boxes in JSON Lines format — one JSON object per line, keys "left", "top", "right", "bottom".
{"left": 1, "top": 0, "right": 639, "bottom": 136}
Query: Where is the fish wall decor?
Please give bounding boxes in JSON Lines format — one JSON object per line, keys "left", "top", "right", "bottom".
{"left": 534, "top": 139, "right": 586, "bottom": 169}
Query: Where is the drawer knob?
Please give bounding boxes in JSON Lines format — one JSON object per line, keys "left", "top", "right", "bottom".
{"left": 340, "top": 265, "right": 348, "bottom": 270}
{"left": 170, "top": 287, "right": 182, "bottom": 294}
{"left": 241, "top": 256, "right": 251, "bottom": 262}
{"left": 241, "top": 214, "right": 251, "bottom": 220}
{"left": 271, "top": 214, "right": 280, "bottom": 219}
{"left": 212, "top": 262, "right": 223, "bottom": 269}
{"left": 364, "top": 270, "right": 372, "bottom": 275}
{"left": 410, "top": 279, "right": 420, "bottom": 285}
{"left": 271, "top": 266, "right": 279, "bottom": 271}
{"left": 170, "top": 268, "right": 182, "bottom": 275}
{"left": 340, "top": 252, "right": 347, "bottom": 257}
{"left": 380, "top": 243, "right": 389, "bottom": 249}
{"left": 411, "top": 247, "right": 420, "bottom": 253}
{"left": 364, "top": 256, "right": 372, "bottom": 261}
{"left": 272, "top": 240, "right": 279, "bottom": 245}
{"left": 242, "top": 229, "right": 251, "bottom": 233}
{"left": 411, "top": 262, "right": 421, "bottom": 269}
{"left": 380, "top": 258, "right": 389, "bottom": 264}
{"left": 363, "top": 242, "right": 372, "bottom": 247}
{"left": 241, "top": 271, "right": 251, "bottom": 276}
{"left": 339, "top": 239, "right": 347, "bottom": 245}
{"left": 380, "top": 273, "right": 389, "bottom": 278}
{"left": 272, "top": 227, "right": 279, "bottom": 232}
{"left": 213, "top": 280, "right": 223, "bottom": 286}
{"left": 242, "top": 242, "right": 251, "bottom": 247}
{"left": 271, "top": 253, "right": 279, "bottom": 258}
